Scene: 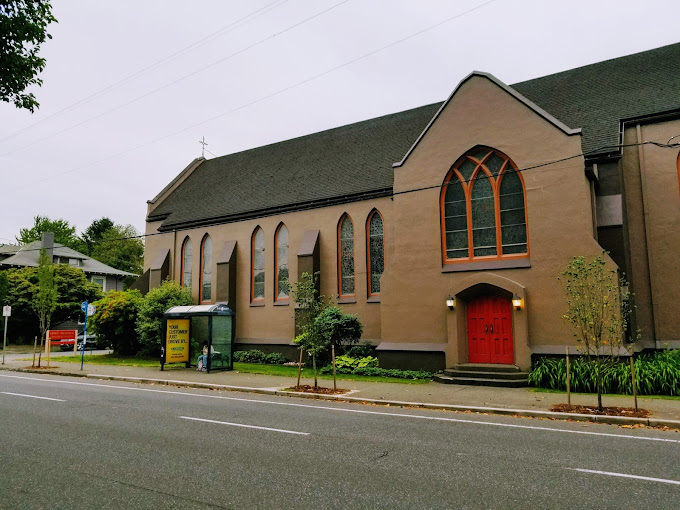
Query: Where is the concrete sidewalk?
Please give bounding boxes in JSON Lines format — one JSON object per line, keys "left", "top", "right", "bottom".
{"left": 1, "top": 357, "right": 679, "bottom": 428}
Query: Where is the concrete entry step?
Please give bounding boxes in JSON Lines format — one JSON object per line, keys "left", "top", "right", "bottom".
{"left": 455, "top": 363, "right": 523, "bottom": 373}
{"left": 433, "top": 374, "right": 529, "bottom": 388}
{"left": 434, "top": 364, "right": 529, "bottom": 387}
{"left": 443, "top": 369, "right": 529, "bottom": 381}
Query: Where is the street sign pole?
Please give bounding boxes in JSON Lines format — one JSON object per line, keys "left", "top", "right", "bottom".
{"left": 81, "top": 301, "right": 88, "bottom": 371}
{"left": 2, "top": 306, "right": 10, "bottom": 365}
{"left": 2, "top": 315, "right": 7, "bottom": 365}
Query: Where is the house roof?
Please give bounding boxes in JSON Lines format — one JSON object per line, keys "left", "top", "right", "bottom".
{"left": 0, "top": 241, "right": 137, "bottom": 277}
{"left": 149, "top": 42, "right": 680, "bottom": 231}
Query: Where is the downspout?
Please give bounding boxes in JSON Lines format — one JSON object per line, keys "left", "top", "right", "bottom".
{"left": 635, "top": 124, "right": 658, "bottom": 341}
{"left": 172, "top": 229, "right": 177, "bottom": 281}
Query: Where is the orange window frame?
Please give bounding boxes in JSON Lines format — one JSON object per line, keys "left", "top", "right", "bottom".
{"left": 251, "top": 227, "right": 265, "bottom": 303}
{"left": 180, "top": 236, "right": 192, "bottom": 288}
{"left": 274, "top": 223, "right": 289, "bottom": 302}
{"left": 199, "top": 234, "right": 212, "bottom": 304}
{"left": 366, "top": 209, "right": 384, "bottom": 297}
{"left": 440, "top": 148, "right": 530, "bottom": 264}
{"left": 337, "top": 214, "right": 356, "bottom": 297}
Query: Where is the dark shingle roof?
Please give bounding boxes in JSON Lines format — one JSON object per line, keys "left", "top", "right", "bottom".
{"left": 0, "top": 241, "right": 137, "bottom": 277}
{"left": 512, "top": 42, "right": 680, "bottom": 156}
{"left": 149, "top": 103, "right": 442, "bottom": 230}
{"left": 150, "top": 43, "right": 680, "bottom": 231}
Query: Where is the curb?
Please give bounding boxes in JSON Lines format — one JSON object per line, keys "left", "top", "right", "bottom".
{"left": 3, "top": 367, "right": 679, "bottom": 430}
{"left": 87, "top": 373, "right": 680, "bottom": 430}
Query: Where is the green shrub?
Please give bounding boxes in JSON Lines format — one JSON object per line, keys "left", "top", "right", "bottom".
{"left": 90, "top": 290, "right": 142, "bottom": 355}
{"left": 529, "top": 350, "right": 680, "bottom": 396}
{"left": 345, "top": 341, "right": 374, "bottom": 358}
{"left": 136, "top": 280, "right": 193, "bottom": 357}
{"left": 333, "top": 355, "right": 379, "bottom": 370}
{"left": 233, "top": 349, "right": 288, "bottom": 365}
{"left": 320, "top": 361, "right": 432, "bottom": 380}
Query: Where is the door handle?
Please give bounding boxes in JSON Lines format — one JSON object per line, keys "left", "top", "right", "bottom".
{"left": 490, "top": 324, "right": 493, "bottom": 334}
{"left": 485, "top": 324, "right": 488, "bottom": 333}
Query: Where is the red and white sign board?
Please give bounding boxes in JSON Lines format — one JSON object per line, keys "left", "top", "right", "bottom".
{"left": 48, "top": 329, "right": 77, "bottom": 347}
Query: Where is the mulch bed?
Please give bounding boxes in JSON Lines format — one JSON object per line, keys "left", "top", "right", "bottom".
{"left": 551, "top": 403, "right": 651, "bottom": 418}
{"left": 283, "top": 385, "right": 348, "bottom": 395}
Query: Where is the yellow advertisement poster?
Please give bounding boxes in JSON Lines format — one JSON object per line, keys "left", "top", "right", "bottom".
{"left": 166, "top": 319, "right": 190, "bottom": 363}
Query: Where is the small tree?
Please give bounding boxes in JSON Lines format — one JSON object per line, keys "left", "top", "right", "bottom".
{"left": 560, "top": 254, "right": 633, "bottom": 411}
{"left": 136, "top": 280, "right": 192, "bottom": 357}
{"left": 32, "top": 249, "right": 57, "bottom": 366}
{"left": 314, "top": 306, "right": 363, "bottom": 390}
{"left": 90, "top": 290, "right": 143, "bottom": 355}
{"left": 290, "top": 272, "right": 331, "bottom": 389}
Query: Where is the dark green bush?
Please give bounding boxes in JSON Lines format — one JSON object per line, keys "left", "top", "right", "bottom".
{"left": 345, "top": 341, "right": 374, "bottom": 358}
{"left": 320, "top": 362, "right": 432, "bottom": 380}
{"left": 136, "top": 280, "right": 193, "bottom": 357}
{"left": 233, "top": 349, "right": 288, "bottom": 365}
{"left": 90, "top": 290, "right": 142, "bottom": 355}
{"left": 528, "top": 350, "right": 680, "bottom": 396}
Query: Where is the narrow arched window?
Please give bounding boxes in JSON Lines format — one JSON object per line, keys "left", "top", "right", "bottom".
{"left": 252, "top": 227, "right": 265, "bottom": 302}
{"left": 366, "top": 210, "right": 384, "bottom": 296}
{"left": 199, "top": 235, "right": 212, "bottom": 303}
{"left": 338, "top": 214, "right": 355, "bottom": 296}
{"left": 180, "top": 237, "right": 192, "bottom": 289}
{"left": 275, "top": 224, "right": 289, "bottom": 300}
{"left": 441, "top": 147, "right": 528, "bottom": 263}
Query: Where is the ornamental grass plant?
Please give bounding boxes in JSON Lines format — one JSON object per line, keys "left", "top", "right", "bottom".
{"left": 528, "top": 350, "right": 680, "bottom": 396}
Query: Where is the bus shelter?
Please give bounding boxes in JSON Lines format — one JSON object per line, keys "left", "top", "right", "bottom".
{"left": 162, "top": 304, "right": 235, "bottom": 373}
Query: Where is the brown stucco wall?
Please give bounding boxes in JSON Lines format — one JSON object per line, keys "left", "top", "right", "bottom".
{"left": 143, "top": 198, "right": 393, "bottom": 347}
{"left": 382, "top": 75, "right": 611, "bottom": 370}
{"left": 622, "top": 120, "right": 680, "bottom": 346}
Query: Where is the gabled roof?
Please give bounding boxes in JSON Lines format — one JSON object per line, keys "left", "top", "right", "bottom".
{"left": 0, "top": 241, "right": 137, "bottom": 277}
{"left": 149, "top": 42, "right": 680, "bottom": 231}
{"left": 392, "top": 71, "right": 581, "bottom": 168}
{"left": 148, "top": 103, "right": 441, "bottom": 231}
{"left": 512, "top": 42, "right": 680, "bottom": 157}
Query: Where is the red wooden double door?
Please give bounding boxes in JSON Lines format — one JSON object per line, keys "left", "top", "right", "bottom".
{"left": 466, "top": 295, "right": 514, "bottom": 364}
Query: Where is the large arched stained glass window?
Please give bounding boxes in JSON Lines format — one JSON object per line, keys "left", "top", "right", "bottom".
{"left": 252, "top": 227, "right": 265, "bottom": 302}
{"left": 366, "top": 210, "right": 384, "bottom": 296}
{"left": 199, "top": 235, "right": 212, "bottom": 303}
{"left": 275, "top": 224, "right": 289, "bottom": 300}
{"left": 180, "top": 237, "right": 192, "bottom": 289}
{"left": 338, "top": 214, "right": 355, "bottom": 296}
{"left": 441, "top": 147, "right": 528, "bottom": 263}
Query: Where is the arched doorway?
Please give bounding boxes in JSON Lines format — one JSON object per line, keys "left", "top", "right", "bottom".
{"left": 466, "top": 294, "right": 514, "bottom": 364}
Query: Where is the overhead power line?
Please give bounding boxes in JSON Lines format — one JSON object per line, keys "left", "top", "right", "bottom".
{"left": 6, "top": 137, "right": 679, "bottom": 254}
{"left": 0, "top": 0, "right": 289, "bottom": 146}
{"left": 19, "top": 0, "right": 497, "bottom": 186}
{"left": 0, "top": 0, "right": 351, "bottom": 158}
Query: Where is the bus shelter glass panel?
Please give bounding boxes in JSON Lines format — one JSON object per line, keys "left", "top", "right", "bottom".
{"left": 208, "top": 315, "right": 233, "bottom": 371}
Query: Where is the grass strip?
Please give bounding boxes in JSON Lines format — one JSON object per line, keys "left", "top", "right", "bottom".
{"left": 19, "top": 354, "right": 429, "bottom": 384}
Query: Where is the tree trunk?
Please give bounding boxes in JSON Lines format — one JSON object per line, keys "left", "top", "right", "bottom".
{"left": 332, "top": 344, "right": 337, "bottom": 391}
{"left": 596, "top": 356, "right": 603, "bottom": 412}
{"left": 296, "top": 347, "right": 303, "bottom": 389}
{"left": 313, "top": 355, "right": 317, "bottom": 391}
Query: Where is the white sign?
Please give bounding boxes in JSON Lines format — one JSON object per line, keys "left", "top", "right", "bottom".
{"left": 2, "top": 306, "right": 10, "bottom": 317}
{"left": 87, "top": 304, "right": 96, "bottom": 316}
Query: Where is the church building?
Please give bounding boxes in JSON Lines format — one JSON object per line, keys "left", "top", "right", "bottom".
{"left": 139, "top": 43, "right": 680, "bottom": 372}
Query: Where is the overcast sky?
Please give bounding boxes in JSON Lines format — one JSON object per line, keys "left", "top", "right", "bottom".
{"left": 1, "top": 0, "right": 676, "bottom": 245}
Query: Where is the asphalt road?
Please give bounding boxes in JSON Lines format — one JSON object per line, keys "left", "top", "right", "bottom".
{"left": 0, "top": 372, "right": 678, "bottom": 509}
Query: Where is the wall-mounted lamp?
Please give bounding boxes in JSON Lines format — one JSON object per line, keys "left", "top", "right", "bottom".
{"left": 512, "top": 294, "right": 522, "bottom": 310}
{"left": 446, "top": 295, "right": 455, "bottom": 310}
